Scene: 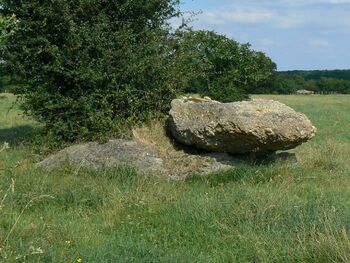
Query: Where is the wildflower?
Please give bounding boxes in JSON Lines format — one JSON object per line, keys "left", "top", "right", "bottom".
{"left": 0, "top": 142, "right": 10, "bottom": 153}
{"left": 29, "top": 245, "right": 44, "bottom": 254}
{"left": 65, "top": 240, "right": 72, "bottom": 245}
{"left": 32, "top": 247, "right": 44, "bottom": 254}
{"left": 76, "top": 258, "right": 82, "bottom": 263}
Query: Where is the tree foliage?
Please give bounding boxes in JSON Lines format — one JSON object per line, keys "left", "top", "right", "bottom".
{"left": 1, "top": 0, "right": 184, "bottom": 141}
{"left": 0, "top": 11, "right": 18, "bottom": 92}
{"left": 175, "top": 30, "right": 276, "bottom": 102}
{"left": 1, "top": 1, "right": 277, "bottom": 142}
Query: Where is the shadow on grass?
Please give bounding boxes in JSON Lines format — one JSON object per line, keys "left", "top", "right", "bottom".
{"left": 186, "top": 152, "right": 298, "bottom": 186}
{"left": 0, "top": 125, "right": 36, "bottom": 145}
{"left": 185, "top": 165, "right": 269, "bottom": 185}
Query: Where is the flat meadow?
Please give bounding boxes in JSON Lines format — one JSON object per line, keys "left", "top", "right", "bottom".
{"left": 0, "top": 93, "right": 349, "bottom": 262}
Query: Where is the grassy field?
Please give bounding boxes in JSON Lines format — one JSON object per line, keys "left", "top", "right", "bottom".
{"left": 0, "top": 93, "right": 350, "bottom": 262}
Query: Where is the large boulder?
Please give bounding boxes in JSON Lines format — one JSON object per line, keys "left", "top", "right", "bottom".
{"left": 169, "top": 98, "right": 316, "bottom": 154}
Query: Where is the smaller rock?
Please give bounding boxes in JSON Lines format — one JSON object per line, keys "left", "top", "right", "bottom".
{"left": 297, "top": 90, "right": 314, "bottom": 95}
{"left": 36, "top": 138, "right": 238, "bottom": 177}
{"left": 37, "top": 139, "right": 166, "bottom": 174}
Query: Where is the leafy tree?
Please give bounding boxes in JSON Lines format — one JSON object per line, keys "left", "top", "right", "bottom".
{"left": 1, "top": 0, "right": 183, "bottom": 141}
{"left": 1, "top": 1, "right": 278, "bottom": 143}
{"left": 0, "top": 11, "right": 18, "bottom": 92}
{"left": 174, "top": 30, "right": 276, "bottom": 102}
{"left": 0, "top": 11, "right": 18, "bottom": 51}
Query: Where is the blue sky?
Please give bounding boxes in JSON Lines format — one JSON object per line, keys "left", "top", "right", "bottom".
{"left": 179, "top": 0, "right": 350, "bottom": 71}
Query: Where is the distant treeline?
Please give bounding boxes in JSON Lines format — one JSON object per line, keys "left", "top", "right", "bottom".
{"left": 2, "top": 62, "right": 350, "bottom": 96}
{"left": 251, "top": 69, "right": 350, "bottom": 94}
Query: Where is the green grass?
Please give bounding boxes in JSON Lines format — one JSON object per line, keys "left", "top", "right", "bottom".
{"left": 1, "top": 93, "right": 350, "bottom": 262}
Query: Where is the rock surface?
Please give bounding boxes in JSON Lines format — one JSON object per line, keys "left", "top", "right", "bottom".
{"left": 37, "top": 140, "right": 166, "bottom": 174}
{"left": 37, "top": 139, "right": 238, "bottom": 177}
{"left": 297, "top": 90, "right": 314, "bottom": 95}
{"left": 169, "top": 98, "right": 316, "bottom": 154}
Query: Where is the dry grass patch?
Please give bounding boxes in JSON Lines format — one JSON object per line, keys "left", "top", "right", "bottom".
{"left": 132, "top": 121, "right": 235, "bottom": 178}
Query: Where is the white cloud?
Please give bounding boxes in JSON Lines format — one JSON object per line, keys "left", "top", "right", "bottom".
{"left": 180, "top": 0, "right": 350, "bottom": 69}
{"left": 274, "top": 0, "right": 350, "bottom": 5}
{"left": 219, "top": 9, "right": 274, "bottom": 24}
{"left": 321, "top": 0, "right": 350, "bottom": 4}
{"left": 308, "top": 39, "right": 331, "bottom": 48}
{"left": 201, "top": 8, "right": 304, "bottom": 29}
{"left": 258, "top": 38, "right": 280, "bottom": 47}
{"left": 196, "top": 1, "right": 350, "bottom": 30}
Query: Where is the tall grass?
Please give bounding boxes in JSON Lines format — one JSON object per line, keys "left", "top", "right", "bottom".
{"left": 0, "top": 94, "right": 350, "bottom": 262}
